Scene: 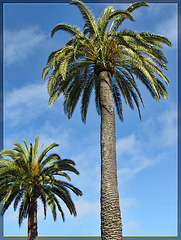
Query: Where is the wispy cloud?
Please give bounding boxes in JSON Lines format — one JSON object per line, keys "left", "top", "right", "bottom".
{"left": 155, "top": 14, "right": 177, "bottom": 48}
{"left": 63, "top": 198, "right": 100, "bottom": 220}
{"left": 117, "top": 106, "right": 177, "bottom": 185}
{"left": 157, "top": 107, "right": 177, "bottom": 147}
{"left": 5, "top": 83, "right": 60, "bottom": 126}
{"left": 4, "top": 26, "right": 46, "bottom": 65}
{"left": 124, "top": 221, "right": 141, "bottom": 235}
{"left": 116, "top": 132, "right": 159, "bottom": 185}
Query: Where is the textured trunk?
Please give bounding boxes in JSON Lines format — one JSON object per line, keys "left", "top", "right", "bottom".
{"left": 28, "top": 197, "right": 38, "bottom": 240}
{"left": 99, "top": 71, "right": 123, "bottom": 240}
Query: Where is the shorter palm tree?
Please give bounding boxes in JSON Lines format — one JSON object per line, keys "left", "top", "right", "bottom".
{"left": 0, "top": 136, "right": 82, "bottom": 240}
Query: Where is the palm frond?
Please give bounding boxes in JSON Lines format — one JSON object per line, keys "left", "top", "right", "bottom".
{"left": 33, "top": 136, "right": 39, "bottom": 163}
{"left": 12, "top": 142, "right": 29, "bottom": 164}
{"left": 39, "top": 192, "right": 47, "bottom": 219}
{"left": 112, "top": 2, "right": 148, "bottom": 31}
{"left": 37, "top": 143, "right": 59, "bottom": 164}
{"left": 51, "top": 23, "right": 80, "bottom": 37}
{"left": 127, "top": 2, "right": 149, "bottom": 13}
{"left": 50, "top": 186, "right": 76, "bottom": 216}
{"left": 81, "top": 72, "right": 94, "bottom": 123}
{"left": 70, "top": 0, "right": 97, "bottom": 35}
{"left": 112, "top": 79, "right": 123, "bottom": 121}
{"left": 14, "top": 191, "right": 24, "bottom": 211}
{"left": 140, "top": 32, "right": 172, "bottom": 47}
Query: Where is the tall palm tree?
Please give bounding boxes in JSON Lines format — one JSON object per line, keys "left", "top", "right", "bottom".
{"left": 0, "top": 136, "right": 82, "bottom": 240}
{"left": 42, "top": 1, "right": 171, "bottom": 239}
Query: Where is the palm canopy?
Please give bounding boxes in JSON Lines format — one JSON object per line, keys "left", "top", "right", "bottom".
{"left": 42, "top": 0, "right": 171, "bottom": 122}
{"left": 0, "top": 136, "right": 82, "bottom": 226}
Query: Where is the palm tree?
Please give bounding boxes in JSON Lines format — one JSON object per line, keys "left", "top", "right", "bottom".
{"left": 42, "top": 1, "right": 171, "bottom": 239}
{"left": 0, "top": 136, "right": 82, "bottom": 240}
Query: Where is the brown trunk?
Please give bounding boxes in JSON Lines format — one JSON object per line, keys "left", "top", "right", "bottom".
{"left": 28, "top": 197, "right": 38, "bottom": 240}
{"left": 99, "top": 71, "right": 123, "bottom": 240}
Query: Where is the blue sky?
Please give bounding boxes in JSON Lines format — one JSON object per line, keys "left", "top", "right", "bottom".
{"left": 3, "top": 2, "right": 177, "bottom": 238}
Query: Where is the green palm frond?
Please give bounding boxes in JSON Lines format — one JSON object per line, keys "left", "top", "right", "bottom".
{"left": 39, "top": 191, "right": 47, "bottom": 219}
{"left": 32, "top": 136, "right": 39, "bottom": 163}
{"left": 97, "top": 6, "right": 114, "bottom": 33}
{"left": 53, "top": 196, "right": 65, "bottom": 221}
{"left": 127, "top": 1, "right": 149, "bottom": 12}
{"left": 112, "top": 79, "right": 124, "bottom": 121}
{"left": 40, "top": 153, "right": 60, "bottom": 167}
{"left": 50, "top": 185, "right": 76, "bottom": 216}
{"left": 94, "top": 75, "right": 101, "bottom": 116}
{"left": 14, "top": 191, "right": 24, "bottom": 211}
{"left": 37, "top": 142, "right": 59, "bottom": 164}
{"left": 1, "top": 187, "right": 20, "bottom": 215}
{"left": 81, "top": 73, "right": 94, "bottom": 123}
{"left": 51, "top": 23, "right": 80, "bottom": 37}
{"left": 56, "top": 180, "right": 83, "bottom": 196}
{"left": 12, "top": 142, "right": 29, "bottom": 164}
{"left": 112, "top": 2, "right": 148, "bottom": 31}
{"left": 140, "top": 32, "right": 172, "bottom": 47}
{"left": 18, "top": 196, "right": 29, "bottom": 226}
{"left": 98, "top": 6, "right": 135, "bottom": 36}
{"left": 109, "top": 9, "right": 135, "bottom": 32}
{"left": 0, "top": 157, "right": 15, "bottom": 167}
{"left": 70, "top": 0, "right": 97, "bottom": 35}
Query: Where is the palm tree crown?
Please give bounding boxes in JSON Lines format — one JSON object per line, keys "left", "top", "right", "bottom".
{"left": 0, "top": 136, "right": 82, "bottom": 239}
{"left": 43, "top": 0, "right": 171, "bottom": 123}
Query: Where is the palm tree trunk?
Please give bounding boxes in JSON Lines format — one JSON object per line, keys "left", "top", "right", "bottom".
{"left": 28, "top": 197, "right": 38, "bottom": 240}
{"left": 99, "top": 71, "right": 123, "bottom": 240}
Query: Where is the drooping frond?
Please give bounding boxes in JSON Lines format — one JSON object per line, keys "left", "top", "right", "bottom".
{"left": 14, "top": 191, "right": 24, "bottom": 211}
{"left": 140, "top": 32, "right": 172, "bottom": 47}
{"left": 127, "top": 1, "right": 149, "bottom": 13}
{"left": 111, "top": 79, "right": 124, "bottom": 121}
{"left": 51, "top": 23, "right": 80, "bottom": 37}
{"left": 81, "top": 72, "right": 94, "bottom": 123}
{"left": 39, "top": 191, "right": 47, "bottom": 219}
{"left": 112, "top": 2, "right": 149, "bottom": 31}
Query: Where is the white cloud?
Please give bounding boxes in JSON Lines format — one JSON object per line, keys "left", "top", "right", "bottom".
{"left": 120, "top": 197, "right": 139, "bottom": 210}
{"left": 118, "top": 154, "right": 158, "bottom": 185}
{"left": 124, "top": 221, "right": 141, "bottom": 235}
{"left": 117, "top": 131, "right": 159, "bottom": 167}
{"left": 67, "top": 199, "right": 99, "bottom": 220}
{"left": 4, "top": 26, "right": 46, "bottom": 65}
{"left": 5, "top": 83, "right": 59, "bottom": 126}
{"left": 155, "top": 14, "right": 177, "bottom": 48}
{"left": 117, "top": 106, "right": 177, "bottom": 185}
{"left": 117, "top": 134, "right": 139, "bottom": 156}
{"left": 157, "top": 107, "right": 177, "bottom": 147}
{"left": 6, "top": 83, "right": 47, "bottom": 108}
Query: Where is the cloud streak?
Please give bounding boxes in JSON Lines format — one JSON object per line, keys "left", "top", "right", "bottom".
{"left": 4, "top": 26, "right": 46, "bottom": 65}
{"left": 117, "top": 106, "right": 177, "bottom": 185}
{"left": 5, "top": 83, "right": 59, "bottom": 126}
{"left": 155, "top": 14, "right": 177, "bottom": 48}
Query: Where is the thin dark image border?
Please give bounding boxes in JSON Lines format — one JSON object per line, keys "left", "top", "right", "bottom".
{"left": 0, "top": 0, "right": 180, "bottom": 239}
